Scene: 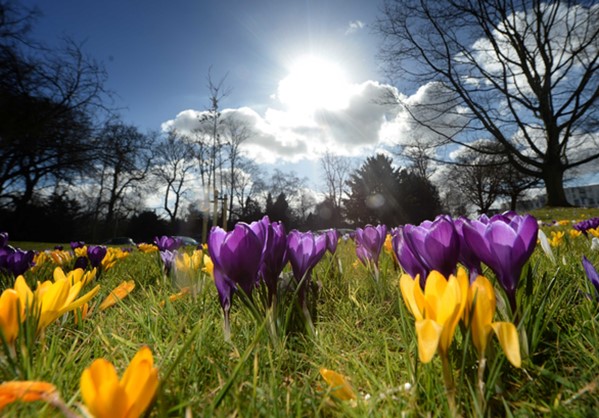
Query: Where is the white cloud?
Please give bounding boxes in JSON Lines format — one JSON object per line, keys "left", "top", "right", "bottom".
{"left": 345, "top": 20, "right": 365, "bottom": 35}
{"left": 162, "top": 80, "right": 402, "bottom": 164}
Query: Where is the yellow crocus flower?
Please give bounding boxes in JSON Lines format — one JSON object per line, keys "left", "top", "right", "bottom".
{"left": 137, "top": 243, "right": 158, "bottom": 254}
{"left": 174, "top": 250, "right": 203, "bottom": 273}
{"left": 202, "top": 254, "right": 214, "bottom": 276}
{"left": 400, "top": 268, "right": 469, "bottom": 363}
{"left": 13, "top": 274, "right": 100, "bottom": 332}
{"left": 74, "top": 246, "right": 88, "bottom": 258}
{"left": 0, "top": 381, "right": 58, "bottom": 411}
{"left": 49, "top": 249, "right": 73, "bottom": 266}
{"left": 467, "top": 276, "right": 521, "bottom": 368}
{"left": 0, "top": 289, "right": 21, "bottom": 345}
{"left": 548, "top": 231, "right": 565, "bottom": 247}
{"left": 31, "top": 252, "right": 51, "bottom": 272}
{"left": 53, "top": 266, "right": 97, "bottom": 287}
{"left": 80, "top": 346, "right": 159, "bottom": 418}
{"left": 569, "top": 229, "right": 582, "bottom": 239}
{"left": 319, "top": 368, "right": 357, "bottom": 401}
{"left": 102, "top": 247, "right": 130, "bottom": 271}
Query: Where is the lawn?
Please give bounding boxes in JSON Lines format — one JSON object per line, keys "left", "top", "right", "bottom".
{"left": 0, "top": 208, "right": 598, "bottom": 417}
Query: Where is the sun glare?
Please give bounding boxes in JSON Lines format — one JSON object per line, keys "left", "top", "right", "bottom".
{"left": 278, "top": 55, "right": 351, "bottom": 112}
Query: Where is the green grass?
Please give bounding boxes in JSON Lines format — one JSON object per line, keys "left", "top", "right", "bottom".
{"left": 1, "top": 208, "right": 599, "bottom": 417}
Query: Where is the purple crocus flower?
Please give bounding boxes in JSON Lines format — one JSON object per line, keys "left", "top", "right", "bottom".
{"left": 208, "top": 224, "right": 264, "bottom": 297}
{"left": 463, "top": 212, "right": 538, "bottom": 312}
{"left": 404, "top": 216, "right": 459, "bottom": 278}
{"left": 582, "top": 256, "right": 599, "bottom": 299}
{"left": 391, "top": 227, "right": 428, "bottom": 285}
{"left": 74, "top": 256, "right": 88, "bottom": 270}
{"left": 324, "top": 229, "right": 339, "bottom": 254}
{"left": 354, "top": 225, "right": 387, "bottom": 267}
{"left": 258, "top": 218, "right": 288, "bottom": 304}
{"left": 454, "top": 217, "right": 483, "bottom": 282}
{"left": 87, "top": 245, "right": 107, "bottom": 268}
{"left": 287, "top": 230, "right": 327, "bottom": 304}
{"left": 3, "top": 249, "right": 35, "bottom": 276}
{"left": 153, "top": 235, "right": 183, "bottom": 252}
{"left": 70, "top": 241, "right": 85, "bottom": 250}
{"left": 207, "top": 227, "right": 235, "bottom": 321}
{"left": 160, "top": 250, "right": 176, "bottom": 275}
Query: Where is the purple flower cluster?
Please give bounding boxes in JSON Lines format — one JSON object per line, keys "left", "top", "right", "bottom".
{"left": 573, "top": 217, "right": 599, "bottom": 236}
{"left": 354, "top": 225, "right": 387, "bottom": 268}
{"left": 0, "top": 232, "right": 35, "bottom": 277}
{"left": 392, "top": 216, "right": 458, "bottom": 287}
{"left": 154, "top": 236, "right": 185, "bottom": 274}
{"left": 391, "top": 212, "right": 538, "bottom": 313}
{"left": 73, "top": 244, "right": 107, "bottom": 270}
{"left": 208, "top": 217, "right": 331, "bottom": 335}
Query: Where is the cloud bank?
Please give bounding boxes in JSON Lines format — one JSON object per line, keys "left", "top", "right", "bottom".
{"left": 162, "top": 80, "right": 403, "bottom": 164}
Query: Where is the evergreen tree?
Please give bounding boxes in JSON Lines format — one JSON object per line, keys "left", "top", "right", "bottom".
{"left": 398, "top": 170, "right": 443, "bottom": 224}
{"left": 265, "top": 192, "right": 291, "bottom": 228}
{"left": 344, "top": 154, "right": 406, "bottom": 226}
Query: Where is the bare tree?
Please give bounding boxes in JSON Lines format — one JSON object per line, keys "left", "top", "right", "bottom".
{"left": 228, "top": 157, "right": 265, "bottom": 220}
{"left": 448, "top": 145, "right": 505, "bottom": 214}
{"left": 377, "top": 0, "right": 599, "bottom": 206}
{"left": 268, "top": 169, "right": 307, "bottom": 207}
{"left": 152, "top": 129, "right": 195, "bottom": 223}
{"left": 221, "top": 113, "right": 250, "bottom": 222}
{"left": 319, "top": 150, "right": 354, "bottom": 209}
{"left": 0, "top": 2, "right": 110, "bottom": 212}
{"left": 91, "top": 122, "right": 154, "bottom": 234}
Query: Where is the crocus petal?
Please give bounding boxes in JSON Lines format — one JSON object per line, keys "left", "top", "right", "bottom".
{"left": 60, "top": 285, "right": 100, "bottom": 315}
{"left": 399, "top": 274, "right": 424, "bottom": 321}
{"left": 81, "top": 359, "right": 129, "bottom": 418}
{"left": 53, "top": 267, "right": 68, "bottom": 282}
{"left": 319, "top": 368, "right": 357, "bottom": 401}
{"left": 0, "top": 289, "right": 20, "bottom": 345}
{"left": 490, "top": 322, "right": 521, "bottom": 368}
{"left": 121, "top": 346, "right": 159, "bottom": 418}
{"left": 468, "top": 276, "right": 496, "bottom": 356}
{"left": 0, "top": 381, "right": 57, "bottom": 411}
{"left": 99, "top": 281, "right": 135, "bottom": 311}
{"left": 582, "top": 256, "right": 599, "bottom": 297}
{"left": 415, "top": 319, "right": 443, "bottom": 363}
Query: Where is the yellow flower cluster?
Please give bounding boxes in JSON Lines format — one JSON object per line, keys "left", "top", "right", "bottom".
{"left": 548, "top": 231, "right": 565, "bottom": 247}
{"left": 0, "top": 346, "right": 158, "bottom": 418}
{"left": 0, "top": 267, "right": 100, "bottom": 338}
{"left": 137, "top": 243, "right": 158, "bottom": 254}
{"left": 81, "top": 346, "right": 159, "bottom": 418}
{"left": 102, "top": 247, "right": 130, "bottom": 271}
{"left": 400, "top": 268, "right": 520, "bottom": 367}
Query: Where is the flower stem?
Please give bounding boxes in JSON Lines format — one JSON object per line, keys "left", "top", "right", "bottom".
{"left": 441, "top": 354, "right": 458, "bottom": 417}
{"left": 477, "top": 356, "right": 487, "bottom": 412}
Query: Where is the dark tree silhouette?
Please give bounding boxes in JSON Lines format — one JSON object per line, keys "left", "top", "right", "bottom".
{"left": 377, "top": 0, "right": 599, "bottom": 206}
{"left": 344, "top": 154, "right": 406, "bottom": 226}
{"left": 265, "top": 192, "right": 291, "bottom": 228}
{"left": 398, "top": 170, "right": 443, "bottom": 224}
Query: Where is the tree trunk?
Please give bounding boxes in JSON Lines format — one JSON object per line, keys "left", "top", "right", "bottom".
{"left": 543, "top": 167, "right": 571, "bottom": 207}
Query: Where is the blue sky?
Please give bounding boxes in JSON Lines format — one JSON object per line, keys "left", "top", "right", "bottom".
{"left": 21, "top": 0, "right": 400, "bottom": 191}
{"left": 18, "top": 0, "right": 599, "bottom": 197}
{"left": 22, "top": 0, "right": 384, "bottom": 132}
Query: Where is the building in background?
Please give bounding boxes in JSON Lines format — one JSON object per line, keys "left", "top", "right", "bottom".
{"left": 515, "top": 184, "right": 599, "bottom": 210}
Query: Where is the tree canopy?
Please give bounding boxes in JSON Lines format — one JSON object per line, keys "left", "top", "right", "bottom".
{"left": 344, "top": 154, "right": 442, "bottom": 226}
{"left": 377, "top": 0, "right": 599, "bottom": 206}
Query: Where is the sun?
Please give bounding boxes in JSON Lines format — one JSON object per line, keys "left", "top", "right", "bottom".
{"left": 277, "top": 55, "right": 352, "bottom": 112}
